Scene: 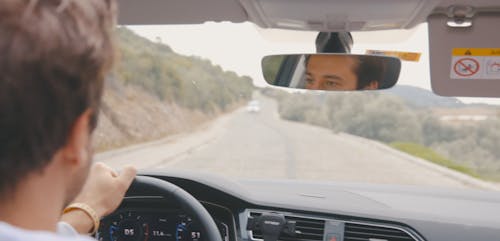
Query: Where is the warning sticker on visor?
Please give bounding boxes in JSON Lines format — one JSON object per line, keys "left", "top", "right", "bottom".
{"left": 365, "top": 50, "right": 421, "bottom": 62}
{"left": 451, "top": 48, "right": 500, "bottom": 79}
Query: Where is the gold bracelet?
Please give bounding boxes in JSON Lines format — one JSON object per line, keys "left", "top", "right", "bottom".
{"left": 63, "top": 203, "right": 100, "bottom": 235}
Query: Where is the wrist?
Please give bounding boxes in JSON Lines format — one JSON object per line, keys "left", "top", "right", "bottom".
{"left": 62, "top": 203, "right": 101, "bottom": 235}
{"left": 72, "top": 197, "right": 108, "bottom": 218}
{"left": 61, "top": 209, "right": 95, "bottom": 235}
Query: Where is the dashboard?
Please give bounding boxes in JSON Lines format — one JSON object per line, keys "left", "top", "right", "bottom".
{"left": 96, "top": 171, "right": 500, "bottom": 241}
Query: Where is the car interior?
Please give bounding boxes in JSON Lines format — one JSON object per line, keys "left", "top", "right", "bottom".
{"left": 95, "top": 1, "right": 500, "bottom": 241}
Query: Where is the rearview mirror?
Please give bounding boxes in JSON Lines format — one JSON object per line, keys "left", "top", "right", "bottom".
{"left": 262, "top": 54, "right": 401, "bottom": 91}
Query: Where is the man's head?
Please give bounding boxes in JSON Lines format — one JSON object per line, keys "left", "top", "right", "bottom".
{"left": 0, "top": 0, "right": 116, "bottom": 203}
{"left": 305, "top": 55, "right": 383, "bottom": 91}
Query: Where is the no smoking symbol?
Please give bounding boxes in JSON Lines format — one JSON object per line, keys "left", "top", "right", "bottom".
{"left": 454, "top": 58, "right": 480, "bottom": 77}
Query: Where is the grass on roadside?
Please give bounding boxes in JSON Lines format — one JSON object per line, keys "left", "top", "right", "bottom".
{"left": 389, "top": 142, "right": 480, "bottom": 178}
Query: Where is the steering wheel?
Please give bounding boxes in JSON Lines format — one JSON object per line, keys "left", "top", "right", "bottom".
{"left": 126, "top": 175, "right": 223, "bottom": 241}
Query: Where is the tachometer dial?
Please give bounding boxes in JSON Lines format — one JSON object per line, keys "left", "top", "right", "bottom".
{"left": 175, "top": 215, "right": 202, "bottom": 241}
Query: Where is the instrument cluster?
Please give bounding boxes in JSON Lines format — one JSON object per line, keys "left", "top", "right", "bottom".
{"left": 96, "top": 209, "right": 230, "bottom": 241}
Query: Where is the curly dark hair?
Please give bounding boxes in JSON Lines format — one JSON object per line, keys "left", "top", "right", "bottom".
{"left": 355, "top": 56, "right": 385, "bottom": 89}
{"left": 0, "top": 0, "right": 117, "bottom": 197}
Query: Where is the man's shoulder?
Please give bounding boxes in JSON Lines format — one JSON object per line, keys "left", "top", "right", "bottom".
{"left": 0, "top": 222, "right": 95, "bottom": 241}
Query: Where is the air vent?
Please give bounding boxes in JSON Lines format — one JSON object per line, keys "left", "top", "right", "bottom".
{"left": 250, "top": 212, "right": 325, "bottom": 241}
{"left": 344, "top": 223, "right": 415, "bottom": 241}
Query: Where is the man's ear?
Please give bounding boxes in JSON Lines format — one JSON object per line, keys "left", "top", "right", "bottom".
{"left": 60, "top": 109, "right": 93, "bottom": 167}
{"left": 363, "top": 81, "right": 379, "bottom": 90}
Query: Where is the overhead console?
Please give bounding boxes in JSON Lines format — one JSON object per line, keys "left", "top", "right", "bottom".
{"left": 239, "top": 0, "right": 441, "bottom": 31}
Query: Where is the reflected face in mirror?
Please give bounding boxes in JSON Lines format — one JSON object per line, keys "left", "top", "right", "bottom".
{"left": 261, "top": 54, "right": 400, "bottom": 91}
{"left": 305, "top": 55, "right": 379, "bottom": 91}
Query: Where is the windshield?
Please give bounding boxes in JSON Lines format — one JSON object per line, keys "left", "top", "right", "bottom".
{"left": 95, "top": 22, "right": 500, "bottom": 191}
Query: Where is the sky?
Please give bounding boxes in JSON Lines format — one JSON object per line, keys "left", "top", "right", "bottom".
{"left": 128, "top": 22, "right": 500, "bottom": 105}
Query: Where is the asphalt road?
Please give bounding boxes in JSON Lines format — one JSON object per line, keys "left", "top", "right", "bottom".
{"left": 98, "top": 94, "right": 499, "bottom": 190}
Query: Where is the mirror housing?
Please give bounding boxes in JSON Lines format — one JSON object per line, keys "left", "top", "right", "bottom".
{"left": 262, "top": 54, "right": 401, "bottom": 91}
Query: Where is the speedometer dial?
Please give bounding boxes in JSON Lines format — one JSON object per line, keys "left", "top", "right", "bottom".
{"left": 98, "top": 211, "right": 149, "bottom": 241}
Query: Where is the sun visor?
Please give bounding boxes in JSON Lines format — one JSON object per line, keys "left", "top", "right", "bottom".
{"left": 428, "top": 10, "right": 500, "bottom": 97}
{"left": 243, "top": 0, "right": 440, "bottom": 31}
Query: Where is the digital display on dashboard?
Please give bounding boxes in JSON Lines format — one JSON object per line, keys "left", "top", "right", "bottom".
{"left": 96, "top": 210, "right": 229, "bottom": 241}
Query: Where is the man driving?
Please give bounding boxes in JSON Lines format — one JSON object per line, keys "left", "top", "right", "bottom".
{"left": 304, "top": 55, "right": 383, "bottom": 91}
{"left": 0, "top": 0, "right": 136, "bottom": 240}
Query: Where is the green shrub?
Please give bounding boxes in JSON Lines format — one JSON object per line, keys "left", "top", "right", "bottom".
{"left": 390, "top": 142, "right": 479, "bottom": 178}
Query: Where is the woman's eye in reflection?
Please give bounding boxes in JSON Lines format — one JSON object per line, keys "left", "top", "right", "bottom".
{"left": 305, "top": 78, "right": 315, "bottom": 85}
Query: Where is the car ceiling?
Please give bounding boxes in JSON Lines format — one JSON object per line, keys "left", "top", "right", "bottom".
{"left": 118, "top": 0, "right": 500, "bottom": 31}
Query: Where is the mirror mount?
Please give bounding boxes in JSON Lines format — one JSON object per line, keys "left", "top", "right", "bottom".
{"left": 315, "top": 32, "right": 353, "bottom": 53}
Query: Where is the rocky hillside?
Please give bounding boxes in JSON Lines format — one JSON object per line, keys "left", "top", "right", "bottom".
{"left": 93, "top": 28, "right": 254, "bottom": 151}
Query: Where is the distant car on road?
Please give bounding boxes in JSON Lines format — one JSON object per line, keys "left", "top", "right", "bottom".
{"left": 246, "top": 100, "right": 261, "bottom": 113}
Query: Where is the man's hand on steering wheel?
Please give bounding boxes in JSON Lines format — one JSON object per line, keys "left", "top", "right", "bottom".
{"left": 61, "top": 163, "right": 137, "bottom": 234}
